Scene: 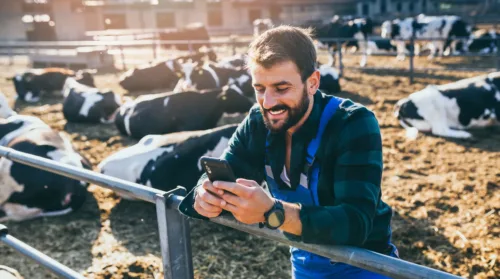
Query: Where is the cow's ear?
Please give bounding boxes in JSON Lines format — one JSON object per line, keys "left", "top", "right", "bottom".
{"left": 5, "top": 77, "right": 13, "bottom": 81}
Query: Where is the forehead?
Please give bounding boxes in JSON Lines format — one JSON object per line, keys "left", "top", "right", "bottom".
{"left": 249, "top": 60, "right": 302, "bottom": 85}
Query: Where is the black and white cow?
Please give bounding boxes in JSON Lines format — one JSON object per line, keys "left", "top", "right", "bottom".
{"left": 0, "top": 92, "right": 17, "bottom": 119}
{"left": 465, "top": 29, "right": 499, "bottom": 54}
{"left": 7, "top": 68, "right": 96, "bottom": 103}
{"left": 394, "top": 72, "right": 500, "bottom": 139}
{"left": 217, "top": 54, "right": 247, "bottom": 70}
{"left": 0, "top": 115, "right": 92, "bottom": 222}
{"left": 114, "top": 84, "right": 254, "bottom": 139}
{"left": 62, "top": 78, "right": 122, "bottom": 124}
{"left": 381, "top": 14, "right": 471, "bottom": 60}
{"left": 318, "top": 64, "right": 341, "bottom": 94}
{"left": 98, "top": 124, "right": 238, "bottom": 197}
{"left": 253, "top": 18, "right": 273, "bottom": 37}
{"left": 173, "top": 61, "right": 253, "bottom": 97}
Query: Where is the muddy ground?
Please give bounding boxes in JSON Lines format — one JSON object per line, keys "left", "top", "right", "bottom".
{"left": 0, "top": 53, "right": 498, "bottom": 279}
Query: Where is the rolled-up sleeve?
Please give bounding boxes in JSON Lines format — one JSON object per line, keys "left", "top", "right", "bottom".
{"left": 293, "top": 108, "right": 383, "bottom": 246}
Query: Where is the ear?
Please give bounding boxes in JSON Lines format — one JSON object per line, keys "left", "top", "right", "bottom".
{"left": 6, "top": 77, "right": 13, "bottom": 81}
{"left": 306, "top": 70, "right": 321, "bottom": 95}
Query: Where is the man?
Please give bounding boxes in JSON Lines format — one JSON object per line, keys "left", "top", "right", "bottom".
{"left": 179, "top": 26, "right": 398, "bottom": 278}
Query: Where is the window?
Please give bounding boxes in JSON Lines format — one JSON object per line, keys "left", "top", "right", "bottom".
{"left": 409, "top": 2, "right": 414, "bottom": 12}
{"left": 422, "top": 0, "right": 427, "bottom": 9}
{"left": 208, "top": 9, "right": 222, "bottom": 26}
{"left": 103, "top": 14, "right": 126, "bottom": 29}
{"left": 396, "top": 2, "right": 402, "bottom": 12}
{"left": 362, "top": 3, "right": 369, "bottom": 16}
{"left": 248, "top": 9, "right": 261, "bottom": 24}
{"left": 380, "top": 0, "right": 387, "bottom": 13}
{"left": 440, "top": 3, "right": 452, "bottom": 10}
{"left": 156, "top": 12, "right": 175, "bottom": 28}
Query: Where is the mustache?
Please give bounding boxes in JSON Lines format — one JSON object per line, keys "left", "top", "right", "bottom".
{"left": 263, "top": 104, "right": 289, "bottom": 112}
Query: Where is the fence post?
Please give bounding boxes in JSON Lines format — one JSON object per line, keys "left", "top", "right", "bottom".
{"left": 152, "top": 32, "right": 158, "bottom": 61}
{"left": 119, "top": 44, "right": 127, "bottom": 71}
{"left": 8, "top": 47, "right": 13, "bottom": 66}
{"left": 188, "top": 40, "right": 193, "bottom": 54}
{"left": 337, "top": 41, "right": 343, "bottom": 77}
{"left": 231, "top": 36, "right": 237, "bottom": 56}
{"left": 155, "top": 187, "right": 193, "bottom": 279}
{"left": 409, "top": 36, "right": 415, "bottom": 84}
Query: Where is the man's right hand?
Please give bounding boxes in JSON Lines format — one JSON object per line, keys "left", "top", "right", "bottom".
{"left": 193, "top": 179, "right": 224, "bottom": 218}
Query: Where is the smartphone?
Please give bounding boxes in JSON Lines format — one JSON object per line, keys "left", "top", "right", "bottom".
{"left": 199, "top": 156, "right": 236, "bottom": 183}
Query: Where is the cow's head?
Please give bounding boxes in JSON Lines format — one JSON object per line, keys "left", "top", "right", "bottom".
{"left": 381, "top": 20, "right": 392, "bottom": 38}
{"left": 8, "top": 72, "right": 40, "bottom": 103}
{"left": 94, "top": 90, "right": 122, "bottom": 124}
{"left": 0, "top": 92, "right": 16, "bottom": 118}
{"left": 74, "top": 69, "right": 96, "bottom": 87}
{"left": 218, "top": 84, "right": 255, "bottom": 114}
{"left": 228, "top": 72, "right": 254, "bottom": 98}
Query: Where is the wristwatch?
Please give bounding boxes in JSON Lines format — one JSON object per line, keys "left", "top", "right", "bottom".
{"left": 263, "top": 200, "right": 285, "bottom": 230}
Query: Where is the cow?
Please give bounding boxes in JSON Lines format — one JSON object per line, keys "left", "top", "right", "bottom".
{"left": 216, "top": 53, "right": 247, "bottom": 70}
{"left": 465, "top": 29, "right": 499, "bottom": 54}
{"left": 114, "top": 84, "right": 254, "bottom": 139}
{"left": 173, "top": 61, "right": 253, "bottom": 97}
{"left": 381, "top": 14, "right": 471, "bottom": 60}
{"left": 61, "top": 78, "right": 122, "bottom": 124}
{"left": 98, "top": 124, "right": 238, "bottom": 198}
{"left": 253, "top": 18, "right": 273, "bottom": 37}
{"left": 7, "top": 68, "right": 96, "bottom": 103}
{"left": 0, "top": 92, "right": 16, "bottom": 118}
{"left": 158, "top": 22, "right": 210, "bottom": 51}
{"left": 317, "top": 64, "right": 341, "bottom": 94}
{"left": 308, "top": 16, "right": 374, "bottom": 67}
{"left": 118, "top": 50, "right": 217, "bottom": 92}
{"left": 394, "top": 72, "right": 500, "bottom": 139}
{"left": 0, "top": 265, "right": 23, "bottom": 279}
{"left": 0, "top": 115, "right": 92, "bottom": 222}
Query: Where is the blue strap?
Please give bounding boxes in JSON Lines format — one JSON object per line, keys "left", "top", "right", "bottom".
{"left": 306, "top": 96, "right": 343, "bottom": 160}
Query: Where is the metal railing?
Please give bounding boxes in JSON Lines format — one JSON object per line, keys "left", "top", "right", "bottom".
{"left": 0, "top": 146, "right": 464, "bottom": 279}
{"left": 0, "top": 34, "right": 498, "bottom": 82}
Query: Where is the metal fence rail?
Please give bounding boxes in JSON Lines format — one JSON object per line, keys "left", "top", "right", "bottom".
{"left": 0, "top": 146, "right": 463, "bottom": 279}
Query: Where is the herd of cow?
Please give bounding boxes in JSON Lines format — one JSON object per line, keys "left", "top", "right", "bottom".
{"left": 0, "top": 15, "right": 498, "bottom": 239}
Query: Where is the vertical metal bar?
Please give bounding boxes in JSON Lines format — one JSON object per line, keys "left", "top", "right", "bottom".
{"left": 337, "top": 40, "right": 343, "bottom": 77}
{"left": 231, "top": 37, "right": 237, "bottom": 56}
{"left": 152, "top": 32, "right": 158, "bottom": 61}
{"left": 8, "top": 47, "right": 14, "bottom": 65}
{"left": 188, "top": 40, "right": 193, "bottom": 54}
{"left": 496, "top": 37, "right": 500, "bottom": 71}
{"left": 119, "top": 44, "right": 127, "bottom": 71}
{"left": 409, "top": 37, "right": 415, "bottom": 84}
{"left": 155, "top": 187, "right": 193, "bottom": 279}
{"left": 0, "top": 225, "right": 85, "bottom": 279}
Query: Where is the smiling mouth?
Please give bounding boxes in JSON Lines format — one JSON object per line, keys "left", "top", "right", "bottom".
{"left": 268, "top": 108, "right": 286, "bottom": 115}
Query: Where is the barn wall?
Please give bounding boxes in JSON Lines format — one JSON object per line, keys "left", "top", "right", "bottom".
{"left": 0, "top": 1, "right": 27, "bottom": 41}
{"left": 51, "top": 0, "right": 87, "bottom": 40}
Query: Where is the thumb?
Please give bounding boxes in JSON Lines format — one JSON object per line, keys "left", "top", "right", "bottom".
{"left": 236, "top": 178, "right": 256, "bottom": 187}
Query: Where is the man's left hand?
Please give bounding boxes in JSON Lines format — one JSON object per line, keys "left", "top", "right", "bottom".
{"left": 213, "top": 178, "right": 274, "bottom": 225}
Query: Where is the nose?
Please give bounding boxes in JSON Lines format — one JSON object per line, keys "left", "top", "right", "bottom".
{"left": 261, "top": 91, "right": 278, "bottom": 110}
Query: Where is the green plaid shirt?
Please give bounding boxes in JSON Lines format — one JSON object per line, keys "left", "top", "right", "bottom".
{"left": 179, "top": 91, "right": 393, "bottom": 253}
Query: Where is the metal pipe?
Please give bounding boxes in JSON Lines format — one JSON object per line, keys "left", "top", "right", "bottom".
{"left": 0, "top": 225, "right": 85, "bottom": 279}
{"left": 167, "top": 196, "right": 461, "bottom": 279}
{"left": 0, "top": 147, "right": 164, "bottom": 203}
{"left": 409, "top": 35, "right": 415, "bottom": 84}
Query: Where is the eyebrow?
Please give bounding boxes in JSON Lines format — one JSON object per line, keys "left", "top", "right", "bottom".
{"left": 253, "top": 81, "right": 292, "bottom": 87}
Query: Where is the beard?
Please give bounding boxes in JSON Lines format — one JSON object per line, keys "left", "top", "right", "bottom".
{"left": 261, "top": 87, "right": 310, "bottom": 134}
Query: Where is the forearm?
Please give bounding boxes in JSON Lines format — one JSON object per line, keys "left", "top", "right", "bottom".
{"left": 278, "top": 201, "right": 302, "bottom": 236}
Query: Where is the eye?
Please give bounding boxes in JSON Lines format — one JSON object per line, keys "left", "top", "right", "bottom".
{"left": 254, "top": 87, "right": 265, "bottom": 94}
{"left": 276, "top": 87, "right": 289, "bottom": 93}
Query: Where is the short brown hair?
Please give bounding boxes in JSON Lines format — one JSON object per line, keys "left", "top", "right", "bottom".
{"left": 247, "top": 25, "right": 317, "bottom": 82}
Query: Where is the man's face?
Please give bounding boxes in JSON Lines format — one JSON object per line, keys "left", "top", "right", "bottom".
{"left": 250, "top": 60, "right": 311, "bottom": 134}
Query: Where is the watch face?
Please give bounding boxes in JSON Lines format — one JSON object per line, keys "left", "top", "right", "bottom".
{"left": 268, "top": 210, "right": 285, "bottom": 228}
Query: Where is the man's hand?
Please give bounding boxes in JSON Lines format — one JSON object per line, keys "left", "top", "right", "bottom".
{"left": 213, "top": 178, "right": 274, "bottom": 225}
{"left": 193, "top": 179, "right": 224, "bottom": 218}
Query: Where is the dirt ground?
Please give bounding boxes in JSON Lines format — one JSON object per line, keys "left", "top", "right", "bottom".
{"left": 0, "top": 53, "right": 498, "bottom": 279}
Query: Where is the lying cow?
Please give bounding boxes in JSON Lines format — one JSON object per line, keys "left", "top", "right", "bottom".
{"left": 217, "top": 54, "right": 247, "bottom": 70}
{"left": 118, "top": 59, "right": 184, "bottom": 92}
{"left": 0, "top": 115, "right": 92, "bottom": 222}
{"left": 381, "top": 14, "right": 471, "bottom": 60}
{"left": 174, "top": 61, "right": 253, "bottom": 96}
{"left": 62, "top": 78, "right": 122, "bottom": 124}
{"left": 7, "top": 68, "right": 96, "bottom": 102}
{"left": 318, "top": 64, "right": 341, "bottom": 94}
{"left": 466, "top": 29, "right": 499, "bottom": 54}
{"left": 394, "top": 72, "right": 500, "bottom": 139}
{"left": 114, "top": 84, "right": 254, "bottom": 139}
{"left": 98, "top": 124, "right": 238, "bottom": 197}
{"left": 0, "top": 92, "right": 16, "bottom": 118}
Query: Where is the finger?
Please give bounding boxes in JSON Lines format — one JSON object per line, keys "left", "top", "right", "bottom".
{"left": 221, "top": 192, "right": 245, "bottom": 207}
{"left": 236, "top": 178, "right": 257, "bottom": 187}
{"left": 194, "top": 202, "right": 222, "bottom": 218}
{"left": 213, "top": 181, "right": 248, "bottom": 197}
{"left": 203, "top": 180, "right": 224, "bottom": 196}
{"left": 198, "top": 199, "right": 222, "bottom": 213}
{"left": 219, "top": 200, "right": 240, "bottom": 214}
{"left": 199, "top": 188, "right": 224, "bottom": 206}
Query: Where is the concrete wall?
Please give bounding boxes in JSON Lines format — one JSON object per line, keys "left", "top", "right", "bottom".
{"left": 0, "top": 1, "right": 27, "bottom": 41}
{"left": 51, "top": 0, "right": 87, "bottom": 40}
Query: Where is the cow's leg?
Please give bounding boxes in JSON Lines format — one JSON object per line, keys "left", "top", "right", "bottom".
{"left": 359, "top": 40, "right": 368, "bottom": 67}
{"left": 0, "top": 203, "right": 43, "bottom": 222}
{"left": 396, "top": 41, "right": 407, "bottom": 61}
